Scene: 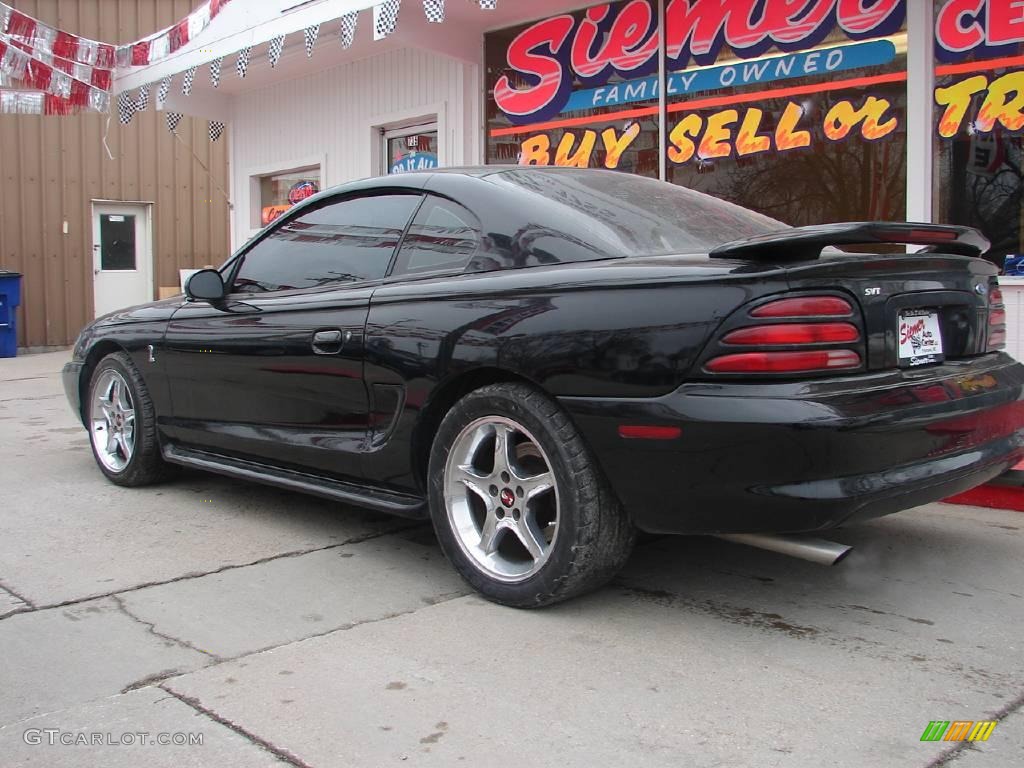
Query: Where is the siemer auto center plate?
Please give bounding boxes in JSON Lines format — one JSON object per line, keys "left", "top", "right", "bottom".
{"left": 898, "top": 308, "right": 945, "bottom": 367}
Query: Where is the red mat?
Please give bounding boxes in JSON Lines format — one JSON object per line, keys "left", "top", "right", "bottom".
{"left": 944, "top": 484, "right": 1024, "bottom": 512}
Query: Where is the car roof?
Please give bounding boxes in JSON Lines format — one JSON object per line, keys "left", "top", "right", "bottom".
{"left": 285, "top": 166, "right": 624, "bottom": 217}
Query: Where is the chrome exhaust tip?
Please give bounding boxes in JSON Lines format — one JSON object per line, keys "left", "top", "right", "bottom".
{"left": 714, "top": 533, "right": 852, "bottom": 566}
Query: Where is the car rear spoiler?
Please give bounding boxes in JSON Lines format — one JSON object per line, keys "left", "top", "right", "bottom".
{"left": 709, "top": 222, "right": 990, "bottom": 262}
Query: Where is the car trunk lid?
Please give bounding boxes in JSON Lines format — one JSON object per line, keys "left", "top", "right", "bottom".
{"left": 705, "top": 223, "right": 1000, "bottom": 373}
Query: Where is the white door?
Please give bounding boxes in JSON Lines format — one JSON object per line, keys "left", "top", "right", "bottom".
{"left": 92, "top": 202, "right": 153, "bottom": 318}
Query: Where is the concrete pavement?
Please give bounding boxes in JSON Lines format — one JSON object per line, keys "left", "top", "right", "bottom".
{"left": 1, "top": 351, "right": 1022, "bottom": 767}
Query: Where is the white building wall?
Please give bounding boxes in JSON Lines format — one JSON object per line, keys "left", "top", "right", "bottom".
{"left": 229, "top": 47, "right": 480, "bottom": 247}
{"left": 1001, "top": 279, "right": 1023, "bottom": 362}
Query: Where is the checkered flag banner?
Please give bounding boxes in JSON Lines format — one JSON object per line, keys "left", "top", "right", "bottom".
{"left": 304, "top": 24, "right": 319, "bottom": 57}
{"left": 117, "top": 91, "right": 135, "bottom": 124}
{"left": 182, "top": 65, "right": 197, "bottom": 96}
{"left": 479, "top": 0, "right": 496, "bottom": 8}
{"left": 236, "top": 45, "right": 251, "bottom": 79}
{"left": 157, "top": 75, "right": 171, "bottom": 106}
{"left": 423, "top": 0, "right": 444, "bottom": 23}
{"left": 166, "top": 110, "right": 182, "bottom": 133}
{"left": 209, "top": 120, "right": 225, "bottom": 142}
{"left": 210, "top": 56, "right": 224, "bottom": 88}
{"left": 268, "top": 34, "right": 285, "bottom": 68}
{"left": 373, "top": 0, "right": 401, "bottom": 41}
{"left": 135, "top": 84, "right": 149, "bottom": 112}
{"left": 340, "top": 12, "right": 358, "bottom": 49}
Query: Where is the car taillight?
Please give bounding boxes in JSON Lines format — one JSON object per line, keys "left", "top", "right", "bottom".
{"left": 706, "top": 350, "right": 862, "bottom": 373}
{"left": 704, "top": 294, "right": 864, "bottom": 376}
{"left": 722, "top": 323, "right": 860, "bottom": 345}
{"left": 988, "top": 285, "right": 1006, "bottom": 352}
{"left": 750, "top": 296, "right": 853, "bottom": 318}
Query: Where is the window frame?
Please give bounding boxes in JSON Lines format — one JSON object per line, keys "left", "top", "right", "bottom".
{"left": 225, "top": 189, "right": 426, "bottom": 296}
{"left": 249, "top": 162, "right": 323, "bottom": 232}
{"left": 385, "top": 194, "right": 482, "bottom": 280}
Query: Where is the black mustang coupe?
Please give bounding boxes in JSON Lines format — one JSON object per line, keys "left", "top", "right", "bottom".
{"left": 64, "top": 167, "right": 1023, "bottom": 606}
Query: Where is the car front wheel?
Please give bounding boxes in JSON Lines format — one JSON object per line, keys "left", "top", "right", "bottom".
{"left": 428, "top": 383, "right": 635, "bottom": 607}
{"left": 87, "top": 352, "right": 172, "bottom": 487}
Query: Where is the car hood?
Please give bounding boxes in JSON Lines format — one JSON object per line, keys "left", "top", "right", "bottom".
{"left": 93, "top": 295, "right": 187, "bottom": 327}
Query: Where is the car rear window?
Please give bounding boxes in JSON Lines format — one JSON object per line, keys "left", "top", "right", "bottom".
{"left": 493, "top": 169, "right": 785, "bottom": 257}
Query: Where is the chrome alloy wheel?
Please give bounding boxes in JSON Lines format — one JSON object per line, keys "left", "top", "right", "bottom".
{"left": 90, "top": 369, "right": 136, "bottom": 473}
{"left": 443, "top": 416, "right": 560, "bottom": 583}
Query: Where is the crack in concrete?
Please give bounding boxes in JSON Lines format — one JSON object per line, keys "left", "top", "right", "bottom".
{"left": 0, "top": 591, "right": 468, "bottom": 731}
{"left": 120, "top": 669, "right": 192, "bottom": 694}
{"left": 0, "top": 522, "right": 427, "bottom": 622}
{"left": 223, "top": 590, "right": 469, "bottom": 662}
{"left": 141, "top": 595, "right": 468, "bottom": 760}
{"left": 923, "top": 689, "right": 1024, "bottom": 767}
{"left": 615, "top": 580, "right": 824, "bottom": 639}
{"left": 121, "top": 591, "right": 469, "bottom": 695}
{"left": 111, "top": 594, "right": 222, "bottom": 662}
{"left": 0, "top": 579, "right": 37, "bottom": 611}
{"left": 159, "top": 684, "right": 315, "bottom": 768}
{"left": 0, "top": 394, "right": 62, "bottom": 403}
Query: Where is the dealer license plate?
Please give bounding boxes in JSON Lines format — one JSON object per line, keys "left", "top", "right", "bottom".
{"left": 898, "top": 309, "right": 944, "bottom": 367}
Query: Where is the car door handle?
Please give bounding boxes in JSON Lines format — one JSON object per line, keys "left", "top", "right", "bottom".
{"left": 312, "top": 329, "right": 349, "bottom": 355}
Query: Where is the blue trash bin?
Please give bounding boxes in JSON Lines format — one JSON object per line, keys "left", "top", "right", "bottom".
{"left": 0, "top": 270, "right": 23, "bottom": 358}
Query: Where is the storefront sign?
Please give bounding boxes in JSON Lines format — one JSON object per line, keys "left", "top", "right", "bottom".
{"left": 519, "top": 95, "right": 896, "bottom": 168}
{"left": 262, "top": 204, "right": 291, "bottom": 226}
{"left": 936, "top": 0, "right": 1024, "bottom": 61}
{"left": 288, "top": 180, "right": 319, "bottom": 204}
{"left": 494, "top": 0, "right": 906, "bottom": 123}
{"left": 563, "top": 40, "right": 895, "bottom": 113}
{"left": 390, "top": 152, "right": 439, "bottom": 174}
{"left": 935, "top": 71, "right": 1024, "bottom": 137}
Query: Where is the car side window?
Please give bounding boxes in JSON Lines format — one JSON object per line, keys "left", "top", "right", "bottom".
{"left": 390, "top": 196, "right": 480, "bottom": 277}
{"left": 231, "top": 193, "right": 422, "bottom": 293}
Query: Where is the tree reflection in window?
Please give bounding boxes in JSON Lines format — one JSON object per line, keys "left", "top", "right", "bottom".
{"left": 393, "top": 197, "right": 481, "bottom": 276}
{"left": 232, "top": 194, "right": 422, "bottom": 293}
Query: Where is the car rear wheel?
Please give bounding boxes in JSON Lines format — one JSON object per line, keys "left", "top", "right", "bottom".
{"left": 428, "top": 383, "right": 635, "bottom": 607}
{"left": 87, "top": 352, "right": 172, "bottom": 487}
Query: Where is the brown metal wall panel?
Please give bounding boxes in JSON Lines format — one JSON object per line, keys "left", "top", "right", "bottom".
{"left": 0, "top": 0, "right": 231, "bottom": 349}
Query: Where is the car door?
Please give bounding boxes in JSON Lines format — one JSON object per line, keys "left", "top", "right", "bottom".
{"left": 161, "top": 191, "right": 424, "bottom": 481}
{"left": 362, "top": 194, "right": 485, "bottom": 489}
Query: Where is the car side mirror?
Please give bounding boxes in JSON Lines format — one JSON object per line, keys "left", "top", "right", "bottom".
{"left": 185, "top": 269, "right": 226, "bottom": 302}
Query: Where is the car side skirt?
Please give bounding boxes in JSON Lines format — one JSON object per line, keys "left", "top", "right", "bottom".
{"left": 161, "top": 444, "right": 428, "bottom": 520}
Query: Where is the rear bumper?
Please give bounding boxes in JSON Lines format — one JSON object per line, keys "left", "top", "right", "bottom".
{"left": 559, "top": 353, "right": 1024, "bottom": 534}
{"left": 62, "top": 360, "right": 84, "bottom": 423}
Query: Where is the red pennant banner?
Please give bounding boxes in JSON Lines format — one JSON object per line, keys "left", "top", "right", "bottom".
{"left": 119, "top": 0, "right": 233, "bottom": 67}
{"left": 0, "top": 36, "right": 110, "bottom": 114}
{"left": 0, "top": 0, "right": 233, "bottom": 77}
{"left": 5, "top": 38, "right": 112, "bottom": 89}
{"left": 0, "top": 2, "right": 116, "bottom": 68}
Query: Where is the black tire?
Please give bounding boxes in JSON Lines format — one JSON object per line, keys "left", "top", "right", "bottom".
{"left": 427, "top": 383, "right": 635, "bottom": 607}
{"left": 86, "top": 351, "right": 174, "bottom": 487}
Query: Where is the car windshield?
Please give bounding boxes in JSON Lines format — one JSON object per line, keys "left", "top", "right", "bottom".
{"left": 494, "top": 169, "right": 787, "bottom": 257}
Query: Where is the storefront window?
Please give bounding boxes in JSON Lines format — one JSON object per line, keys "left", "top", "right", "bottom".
{"left": 484, "top": 0, "right": 908, "bottom": 227}
{"left": 933, "top": 0, "right": 1024, "bottom": 272}
{"left": 663, "top": 3, "right": 907, "bottom": 227}
{"left": 256, "top": 166, "right": 321, "bottom": 227}
{"left": 387, "top": 130, "right": 439, "bottom": 174}
{"left": 485, "top": 1, "right": 662, "bottom": 178}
